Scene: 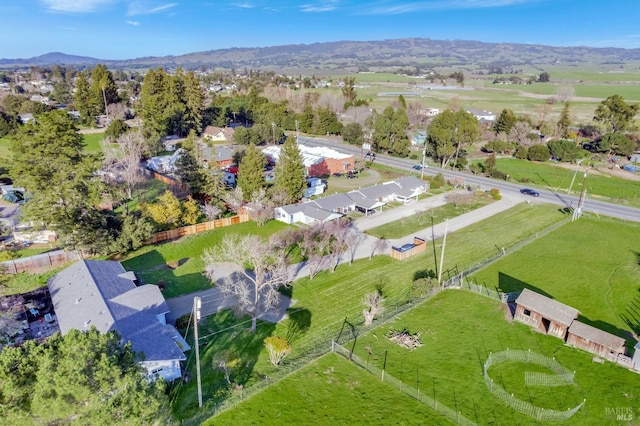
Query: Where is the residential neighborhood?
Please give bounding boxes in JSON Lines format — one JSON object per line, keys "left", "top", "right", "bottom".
{"left": 1, "top": 3, "right": 640, "bottom": 423}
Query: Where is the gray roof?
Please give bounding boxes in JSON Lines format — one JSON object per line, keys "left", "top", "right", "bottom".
{"left": 48, "top": 260, "right": 185, "bottom": 362}
{"left": 312, "top": 193, "right": 354, "bottom": 212}
{"left": 516, "top": 289, "right": 579, "bottom": 326}
{"left": 394, "top": 176, "right": 427, "bottom": 191}
{"left": 569, "top": 321, "right": 626, "bottom": 350}
{"left": 355, "top": 183, "right": 397, "bottom": 200}
{"left": 346, "top": 190, "right": 385, "bottom": 209}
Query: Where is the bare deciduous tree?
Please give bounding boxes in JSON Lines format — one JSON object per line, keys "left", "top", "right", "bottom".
{"left": 101, "top": 128, "right": 146, "bottom": 206}
{"left": 346, "top": 227, "right": 364, "bottom": 264}
{"left": 508, "top": 121, "right": 534, "bottom": 146}
{"left": 106, "top": 102, "right": 128, "bottom": 121}
{"left": 201, "top": 203, "right": 222, "bottom": 221}
{"left": 212, "top": 350, "right": 241, "bottom": 385}
{"left": 203, "top": 234, "right": 291, "bottom": 331}
{"left": 554, "top": 85, "right": 575, "bottom": 103}
{"left": 325, "top": 219, "right": 351, "bottom": 271}
{"left": 448, "top": 176, "right": 465, "bottom": 189}
{"left": 247, "top": 188, "right": 274, "bottom": 226}
{"left": 224, "top": 187, "right": 244, "bottom": 214}
{"left": 363, "top": 291, "right": 385, "bottom": 326}
{"left": 370, "top": 238, "right": 388, "bottom": 259}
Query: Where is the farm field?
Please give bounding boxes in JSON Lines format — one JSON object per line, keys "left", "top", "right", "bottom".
{"left": 208, "top": 353, "right": 453, "bottom": 425}
{"left": 469, "top": 215, "right": 640, "bottom": 341}
{"left": 348, "top": 290, "right": 640, "bottom": 426}
{"left": 173, "top": 203, "right": 566, "bottom": 419}
{"left": 495, "top": 158, "right": 640, "bottom": 207}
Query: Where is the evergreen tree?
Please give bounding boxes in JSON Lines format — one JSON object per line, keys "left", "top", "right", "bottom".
{"left": 493, "top": 109, "right": 517, "bottom": 135}
{"left": 0, "top": 328, "right": 170, "bottom": 424}
{"left": 237, "top": 143, "right": 266, "bottom": 201}
{"left": 557, "top": 102, "right": 571, "bottom": 138}
{"left": 90, "top": 64, "right": 119, "bottom": 116}
{"left": 274, "top": 136, "right": 306, "bottom": 204}
{"left": 73, "top": 72, "right": 94, "bottom": 125}
{"left": 175, "top": 149, "right": 205, "bottom": 195}
{"left": 183, "top": 70, "right": 204, "bottom": 134}
{"left": 11, "top": 110, "right": 107, "bottom": 252}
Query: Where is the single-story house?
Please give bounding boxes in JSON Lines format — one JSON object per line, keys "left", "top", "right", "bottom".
{"left": 411, "top": 130, "right": 427, "bottom": 146}
{"left": 274, "top": 203, "right": 343, "bottom": 225}
{"left": 263, "top": 144, "right": 355, "bottom": 177}
{"left": 466, "top": 108, "right": 496, "bottom": 123}
{"left": 203, "top": 126, "right": 235, "bottom": 142}
{"left": 200, "top": 143, "right": 234, "bottom": 168}
{"left": 47, "top": 260, "right": 189, "bottom": 382}
{"left": 514, "top": 289, "right": 579, "bottom": 339}
{"left": 146, "top": 149, "right": 185, "bottom": 174}
{"left": 310, "top": 192, "right": 356, "bottom": 214}
{"left": 566, "top": 320, "right": 626, "bottom": 360}
{"left": 390, "top": 176, "right": 429, "bottom": 203}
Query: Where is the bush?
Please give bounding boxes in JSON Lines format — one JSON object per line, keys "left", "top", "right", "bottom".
{"left": 489, "top": 169, "right": 508, "bottom": 180}
{"left": 489, "top": 188, "right": 502, "bottom": 200}
{"left": 175, "top": 314, "right": 191, "bottom": 331}
{"left": 409, "top": 153, "right": 419, "bottom": 160}
{"left": 527, "top": 145, "right": 550, "bottom": 162}
{"left": 429, "top": 173, "right": 446, "bottom": 189}
{"left": 514, "top": 145, "right": 528, "bottom": 159}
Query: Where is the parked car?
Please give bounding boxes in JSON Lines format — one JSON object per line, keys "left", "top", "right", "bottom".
{"left": 347, "top": 174, "right": 358, "bottom": 179}
{"left": 520, "top": 188, "right": 540, "bottom": 197}
{"left": 332, "top": 172, "right": 343, "bottom": 177}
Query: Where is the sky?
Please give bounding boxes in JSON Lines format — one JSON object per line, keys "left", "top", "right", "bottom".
{"left": 1, "top": 0, "right": 639, "bottom": 60}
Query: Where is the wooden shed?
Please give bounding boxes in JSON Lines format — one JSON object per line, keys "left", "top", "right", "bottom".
{"left": 567, "top": 320, "right": 626, "bottom": 360}
{"left": 514, "top": 289, "right": 579, "bottom": 339}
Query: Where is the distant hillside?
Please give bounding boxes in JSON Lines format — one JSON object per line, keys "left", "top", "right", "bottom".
{"left": 3, "top": 38, "right": 640, "bottom": 71}
{"left": 0, "top": 52, "right": 101, "bottom": 66}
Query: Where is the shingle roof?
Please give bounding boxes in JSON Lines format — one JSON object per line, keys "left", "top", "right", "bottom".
{"left": 569, "top": 320, "right": 626, "bottom": 350}
{"left": 312, "top": 193, "right": 354, "bottom": 211}
{"left": 48, "top": 260, "right": 185, "bottom": 362}
{"left": 515, "top": 288, "right": 579, "bottom": 326}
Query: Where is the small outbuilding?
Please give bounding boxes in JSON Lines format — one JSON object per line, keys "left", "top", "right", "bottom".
{"left": 514, "top": 289, "right": 579, "bottom": 339}
{"left": 566, "top": 320, "right": 626, "bottom": 360}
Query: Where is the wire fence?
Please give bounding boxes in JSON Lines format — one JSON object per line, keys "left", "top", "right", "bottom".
{"left": 180, "top": 216, "right": 573, "bottom": 424}
{"left": 332, "top": 341, "right": 476, "bottom": 426}
{"left": 483, "top": 350, "right": 584, "bottom": 421}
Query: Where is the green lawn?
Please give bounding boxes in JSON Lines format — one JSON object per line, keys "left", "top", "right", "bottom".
{"left": 175, "top": 203, "right": 566, "bottom": 420}
{"left": 349, "top": 290, "right": 640, "bottom": 426}
{"left": 82, "top": 132, "right": 105, "bottom": 154}
{"left": 0, "top": 268, "right": 62, "bottom": 296}
{"left": 366, "top": 193, "right": 494, "bottom": 239}
{"left": 121, "top": 220, "right": 290, "bottom": 298}
{"left": 495, "top": 158, "right": 640, "bottom": 206}
{"left": 470, "top": 216, "right": 640, "bottom": 341}
{"left": 208, "top": 353, "right": 453, "bottom": 425}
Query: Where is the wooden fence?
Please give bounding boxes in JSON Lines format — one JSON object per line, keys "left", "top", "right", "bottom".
{"left": 145, "top": 214, "right": 250, "bottom": 244}
{"left": 390, "top": 237, "right": 426, "bottom": 260}
{"left": 0, "top": 250, "right": 81, "bottom": 275}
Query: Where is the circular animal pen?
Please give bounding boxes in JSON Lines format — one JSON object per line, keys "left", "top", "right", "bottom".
{"left": 484, "top": 349, "right": 585, "bottom": 421}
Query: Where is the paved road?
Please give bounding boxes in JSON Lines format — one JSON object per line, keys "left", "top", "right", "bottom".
{"left": 297, "top": 136, "right": 640, "bottom": 223}
{"left": 166, "top": 191, "right": 521, "bottom": 324}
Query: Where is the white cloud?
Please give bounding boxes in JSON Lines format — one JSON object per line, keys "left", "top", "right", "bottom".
{"left": 300, "top": 1, "right": 339, "bottom": 13}
{"left": 234, "top": 2, "right": 254, "bottom": 9}
{"left": 127, "top": 1, "right": 178, "bottom": 16}
{"left": 362, "top": 0, "right": 540, "bottom": 15}
{"left": 126, "top": 20, "right": 140, "bottom": 26}
{"left": 41, "top": 0, "right": 116, "bottom": 13}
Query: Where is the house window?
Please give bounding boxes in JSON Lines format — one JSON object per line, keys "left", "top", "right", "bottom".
{"left": 523, "top": 309, "right": 531, "bottom": 316}
{"left": 151, "top": 367, "right": 164, "bottom": 374}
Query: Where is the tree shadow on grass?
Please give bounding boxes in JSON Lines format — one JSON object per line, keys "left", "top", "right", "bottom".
{"left": 285, "top": 307, "right": 312, "bottom": 343}
{"left": 173, "top": 308, "right": 277, "bottom": 421}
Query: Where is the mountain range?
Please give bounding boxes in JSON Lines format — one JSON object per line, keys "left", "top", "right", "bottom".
{"left": 2, "top": 38, "right": 640, "bottom": 72}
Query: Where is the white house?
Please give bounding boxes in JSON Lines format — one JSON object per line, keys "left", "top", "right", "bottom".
{"left": 47, "top": 260, "right": 189, "bottom": 382}
{"left": 466, "top": 108, "right": 496, "bottom": 122}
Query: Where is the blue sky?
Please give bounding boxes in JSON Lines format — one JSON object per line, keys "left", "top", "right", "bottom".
{"left": 1, "top": 0, "right": 639, "bottom": 60}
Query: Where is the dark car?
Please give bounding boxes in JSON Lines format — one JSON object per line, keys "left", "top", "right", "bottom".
{"left": 332, "top": 172, "right": 343, "bottom": 177}
{"left": 412, "top": 164, "right": 423, "bottom": 170}
{"left": 346, "top": 174, "right": 358, "bottom": 179}
{"left": 520, "top": 188, "right": 540, "bottom": 197}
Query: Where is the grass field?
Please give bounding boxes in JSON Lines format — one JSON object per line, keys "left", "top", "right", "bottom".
{"left": 121, "top": 220, "right": 290, "bottom": 298}
{"left": 348, "top": 290, "right": 640, "bottom": 426}
{"left": 208, "top": 353, "right": 453, "bottom": 425}
{"left": 495, "top": 158, "right": 640, "bottom": 206}
{"left": 470, "top": 215, "right": 640, "bottom": 341}
{"left": 366, "top": 193, "right": 494, "bottom": 239}
{"left": 82, "top": 132, "right": 105, "bottom": 153}
{"left": 173, "top": 203, "right": 566, "bottom": 419}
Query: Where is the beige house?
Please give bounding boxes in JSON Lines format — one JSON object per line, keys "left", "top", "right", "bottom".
{"left": 203, "top": 126, "right": 235, "bottom": 142}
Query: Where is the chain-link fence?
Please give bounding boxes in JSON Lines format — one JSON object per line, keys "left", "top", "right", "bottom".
{"left": 333, "top": 341, "right": 476, "bottom": 426}
{"left": 483, "top": 349, "right": 585, "bottom": 421}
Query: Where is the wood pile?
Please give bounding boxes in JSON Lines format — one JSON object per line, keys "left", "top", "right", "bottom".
{"left": 385, "top": 328, "right": 422, "bottom": 350}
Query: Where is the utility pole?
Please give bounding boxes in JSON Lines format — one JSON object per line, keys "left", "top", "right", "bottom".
{"left": 421, "top": 148, "right": 427, "bottom": 179}
{"left": 572, "top": 169, "right": 588, "bottom": 221}
{"left": 567, "top": 159, "right": 582, "bottom": 194}
{"left": 193, "top": 297, "right": 203, "bottom": 408}
{"left": 437, "top": 219, "right": 449, "bottom": 286}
